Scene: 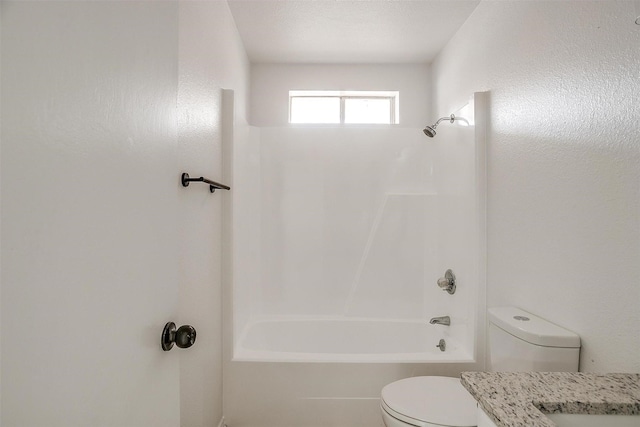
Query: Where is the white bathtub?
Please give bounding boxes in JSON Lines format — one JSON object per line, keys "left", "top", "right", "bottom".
{"left": 234, "top": 317, "right": 474, "bottom": 363}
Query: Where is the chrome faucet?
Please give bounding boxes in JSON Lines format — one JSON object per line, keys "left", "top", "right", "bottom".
{"left": 429, "top": 316, "right": 450, "bottom": 326}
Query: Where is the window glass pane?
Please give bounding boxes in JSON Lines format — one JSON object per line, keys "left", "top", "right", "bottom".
{"left": 344, "top": 98, "right": 391, "bottom": 124}
{"left": 290, "top": 97, "right": 340, "bottom": 124}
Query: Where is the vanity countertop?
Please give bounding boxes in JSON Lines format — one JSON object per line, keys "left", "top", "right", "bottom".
{"left": 461, "top": 372, "right": 640, "bottom": 427}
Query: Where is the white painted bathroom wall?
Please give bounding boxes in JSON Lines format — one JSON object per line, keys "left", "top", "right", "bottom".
{"left": 251, "top": 63, "right": 431, "bottom": 127}
{"left": 432, "top": 0, "right": 640, "bottom": 372}
{"left": 178, "top": 3, "right": 249, "bottom": 427}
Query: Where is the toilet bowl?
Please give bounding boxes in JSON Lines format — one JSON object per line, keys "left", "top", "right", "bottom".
{"left": 380, "top": 307, "right": 581, "bottom": 427}
{"left": 381, "top": 376, "right": 476, "bottom": 427}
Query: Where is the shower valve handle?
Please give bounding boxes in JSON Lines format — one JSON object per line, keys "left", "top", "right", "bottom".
{"left": 437, "top": 269, "right": 456, "bottom": 295}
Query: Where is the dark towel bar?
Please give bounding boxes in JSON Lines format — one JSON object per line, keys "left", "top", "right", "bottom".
{"left": 181, "top": 173, "right": 230, "bottom": 193}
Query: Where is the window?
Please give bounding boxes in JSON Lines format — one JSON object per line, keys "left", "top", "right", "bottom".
{"left": 289, "top": 91, "right": 399, "bottom": 124}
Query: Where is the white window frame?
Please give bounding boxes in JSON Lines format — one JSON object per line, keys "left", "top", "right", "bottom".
{"left": 289, "top": 90, "right": 399, "bottom": 124}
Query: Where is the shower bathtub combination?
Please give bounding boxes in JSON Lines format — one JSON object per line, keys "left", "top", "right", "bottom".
{"left": 222, "top": 91, "right": 488, "bottom": 427}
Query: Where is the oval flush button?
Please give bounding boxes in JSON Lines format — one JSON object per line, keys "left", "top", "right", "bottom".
{"left": 514, "top": 315, "right": 530, "bottom": 321}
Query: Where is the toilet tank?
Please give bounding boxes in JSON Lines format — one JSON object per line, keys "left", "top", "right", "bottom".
{"left": 488, "top": 307, "right": 581, "bottom": 372}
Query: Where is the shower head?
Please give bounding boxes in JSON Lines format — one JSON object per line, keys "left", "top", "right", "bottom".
{"left": 423, "top": 125, "right": 437, "bottom": 137}
{"left": 423, "top": 114, "right": 456, "bottom": 138}
{"left": 423, "top": 114, "right": 455, "bottom": 137}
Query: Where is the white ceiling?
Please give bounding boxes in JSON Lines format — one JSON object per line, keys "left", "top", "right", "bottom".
{"left": 227, "top": 0, "right": 481, "bottom": 64}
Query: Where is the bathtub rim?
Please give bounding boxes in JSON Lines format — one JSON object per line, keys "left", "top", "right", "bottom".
{"left": 233, "top": 315, "right": 475, "bottom": 363}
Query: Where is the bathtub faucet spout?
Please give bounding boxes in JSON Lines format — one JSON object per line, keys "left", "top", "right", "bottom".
{"left": 429, "top": 316, "right": 450, "bottom": 326}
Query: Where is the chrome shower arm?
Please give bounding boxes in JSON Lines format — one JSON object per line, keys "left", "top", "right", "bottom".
{"left": 423, "top": 114, "right": 457, "bottom": 137}
{"left": 433, "top": 114, "right": 456, "bottom": 127}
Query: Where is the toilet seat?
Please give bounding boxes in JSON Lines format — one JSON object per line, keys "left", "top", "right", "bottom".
{"left": 380, "top": 376, "right": 477, "bottom": 427}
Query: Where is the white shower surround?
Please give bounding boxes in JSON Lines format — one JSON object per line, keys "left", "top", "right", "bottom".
{"left": 224, "top": 92, "right": 487, "bottom": 427}
{"left": 230, "top": 94, "right": 487, "bottom": 365}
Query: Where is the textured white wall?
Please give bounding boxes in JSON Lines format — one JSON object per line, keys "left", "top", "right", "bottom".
{"left": 432, "top": 1, "right": 640, "bottom": 372}
{"left": 251, "top": 63, "right": 431, "bottom": 127}
{"left": 178, "top": 2, "right": 249, "bottom": 427}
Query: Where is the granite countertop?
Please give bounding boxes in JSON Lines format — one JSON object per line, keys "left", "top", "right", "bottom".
{"left": 461, "top": 372, "right": 640, "bottom": 427}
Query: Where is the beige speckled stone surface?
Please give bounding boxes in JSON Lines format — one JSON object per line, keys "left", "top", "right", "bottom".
{"left": 461, "top": 372, "right": 640, "bottom": 427}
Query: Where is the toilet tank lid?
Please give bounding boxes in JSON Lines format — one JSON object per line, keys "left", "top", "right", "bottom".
{"left": 488, "top": 307, "right": 581, "bottom": 348}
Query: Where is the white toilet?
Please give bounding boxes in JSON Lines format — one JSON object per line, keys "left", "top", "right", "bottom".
{"left": 380, "top": 307, "right": 581, "bottom": 427}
